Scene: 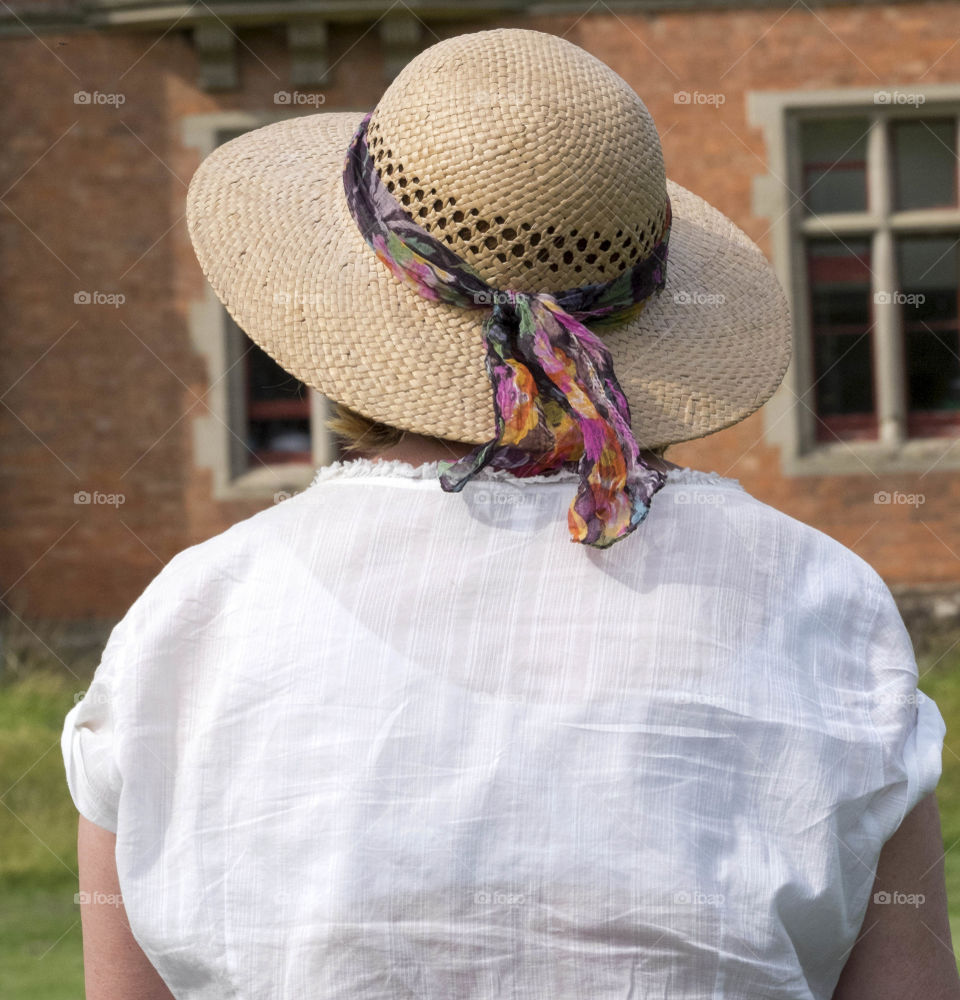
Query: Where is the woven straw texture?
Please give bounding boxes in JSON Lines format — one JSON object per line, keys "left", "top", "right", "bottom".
{"left": 186, "top": 27, "right": 792, "bottom": 448}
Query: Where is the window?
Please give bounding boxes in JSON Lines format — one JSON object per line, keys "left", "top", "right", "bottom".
{"left": 224, "top": 314, "right": 346, "bottom": 480}
{"left": 805, "top": 237, "right": 876, "bottom": 439}
{"left": 749, "top": 87, "right": 960, "bottom": 473}
{"left": 890, "top": 119, "right": 957, "bottom": 211}
{"left": 799, "top": 117, "right": 868, "bottom": 215}
{"left": 897, "top": 235, "right": 960, "bottom": 433}
{"left": 245, "top": 344, "right": 313, "bottom": 466}
{"left": 795, "top": 109, "right": 960, "bottom": 444}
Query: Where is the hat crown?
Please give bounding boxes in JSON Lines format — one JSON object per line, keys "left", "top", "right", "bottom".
{"left": 367, "top": 28, "right": 669, "bottom": 294}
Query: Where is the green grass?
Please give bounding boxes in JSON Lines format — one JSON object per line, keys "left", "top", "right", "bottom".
{"left": 917, "top": 643, "right": 960, "bottom": 954}
{"left": 2, "top": 626, "right": 959, "bottom": 996}
{"left": 0, "top": 883, "right": 85, "bottom": 1000}
{"left": 0, "top": 646, "right": 95, "bottom": 1000}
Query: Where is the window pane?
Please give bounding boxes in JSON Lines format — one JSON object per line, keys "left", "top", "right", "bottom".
{"left": 807, "top": 238, "right": 875, "bottom": 417}
{"left": 897, "top": 235, "right": 960, "bottom": 412}
{"left": 249, "top": 347, "right": 307, "bottom": 403}
{"left": 246, "top": 344, "right": 312, "bottom": 465}
{"left": 892, "top": 119, "right": 957, "bottom": 211}
{"left": 248, "top": 418, "right": 312, "bottom": 454}
{"left": 897, "top": 234, "right": 958, "bottom": 319}
{"left": 903, "top": 329, "right": 960, "bottom": 411}
{"left": 813, "top": 334, "right": 876, "bottom": 415}
{"left": 799, "top": 118, "right": 869, "bottom": 214}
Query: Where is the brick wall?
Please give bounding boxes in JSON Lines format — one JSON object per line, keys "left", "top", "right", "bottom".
{"left": 1, "top": 5, "right": 958, "bottom": 622}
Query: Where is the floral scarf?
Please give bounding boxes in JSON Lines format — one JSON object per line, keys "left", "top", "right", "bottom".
{"left": 342, "top": 110, "right": 672, "bottom": 549}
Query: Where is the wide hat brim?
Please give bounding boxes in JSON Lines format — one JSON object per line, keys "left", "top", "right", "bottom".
{"left": 186, "top": 112, "right": 792, "bottom": 449}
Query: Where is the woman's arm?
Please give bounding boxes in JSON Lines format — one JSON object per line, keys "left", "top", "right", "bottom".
{"left": 832, "top": 792, "right": 960, "bottom": 999}
{"left": 77, "top": 814, "right": 176, "bottom": 1000}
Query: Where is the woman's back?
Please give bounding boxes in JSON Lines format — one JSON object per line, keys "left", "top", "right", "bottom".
{"left": 62, "top": 459, "right": 945, "bottom": 998}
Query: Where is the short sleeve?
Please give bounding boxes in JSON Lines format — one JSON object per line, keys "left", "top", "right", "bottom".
{"left": 865, "top": 578, "right": 947, "bottom": 838}
{"left": 60, "top": 621, "right": 126, "bottom": 834}
{"left": 907, "top": 690, "right": 947, "bottom": 817}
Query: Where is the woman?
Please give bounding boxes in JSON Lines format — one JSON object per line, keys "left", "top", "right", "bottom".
{"left": 63, "top": 27, "right": 954, "bottom": 999}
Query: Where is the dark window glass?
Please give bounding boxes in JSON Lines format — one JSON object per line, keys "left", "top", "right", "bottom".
{"left": 812, "top": 334, "right": 876, "bottom": 416}
{"left": 897, "top": 235, "right": 960, "bottom": 415}
{"left": 248, "top": 346, "right": 308, "bottom": 403}
{"left": 799, "top": 118, "right": 869, "bottom": 214}
{"left": 246, "top": 344, "right": 312, "bottom": 465}
{"left": 807, "top": 238, "right": 875, "bottom": 418}
{"left": 891, "top": 119, "right": 957, "bottom": 211}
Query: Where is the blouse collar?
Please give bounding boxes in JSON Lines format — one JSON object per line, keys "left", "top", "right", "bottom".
{"left": 311, "top": 457, "right": 743, "bottom": 491}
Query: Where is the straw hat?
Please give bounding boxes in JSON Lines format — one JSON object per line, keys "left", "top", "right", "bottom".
{"left": 185, "top": 27, "right": 791, "bottom": 450}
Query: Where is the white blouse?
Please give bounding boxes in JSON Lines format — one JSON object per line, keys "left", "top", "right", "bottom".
{"left": 62, "top": 459, "right": 945, "bottom": 999}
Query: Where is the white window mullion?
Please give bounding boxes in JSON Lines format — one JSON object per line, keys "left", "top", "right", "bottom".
{"left": 781, "top": 112, "right": 817, "bottom": 454}
{"left": 868, "top": 114, "right": 907, "bottom": 448}
{"left": 310, "top": 391, "right": 340, "bottom": 467}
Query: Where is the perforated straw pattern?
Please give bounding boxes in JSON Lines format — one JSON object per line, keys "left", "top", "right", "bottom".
{"left": 185, "top": 27, "right": 793, "bottom": 448}
{"left": 368, "top": 128, "right": 665, "bottom": 280}
{"left": 365, "top": 31, "right": 668, "bottom": 293}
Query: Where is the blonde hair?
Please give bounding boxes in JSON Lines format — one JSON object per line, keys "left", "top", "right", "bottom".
{"left": 325, "top": 402, "right": 406, "bottom": 457}
{"left": 325, "top": 400, "right": 669, "bottom": 459}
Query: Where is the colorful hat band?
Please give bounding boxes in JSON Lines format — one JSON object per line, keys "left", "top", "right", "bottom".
{"left": 342, "top": 110, "right": 673, "bottom": 549}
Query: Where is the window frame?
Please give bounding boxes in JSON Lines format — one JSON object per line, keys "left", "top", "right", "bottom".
{"left": 748, "top": 84, "right": 960, "bottom": 476}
